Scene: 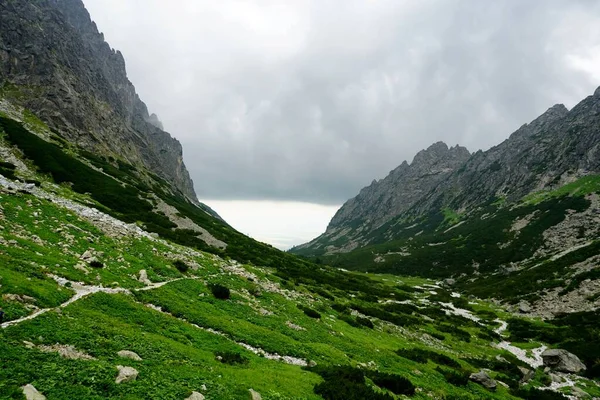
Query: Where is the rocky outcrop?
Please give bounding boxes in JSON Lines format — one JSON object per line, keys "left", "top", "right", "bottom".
{"left": 0, "top": 0, "right": 197, "bottom": 202}
{"left": 297, "top": 142, "right": 470, "bottom": 253}
{"left": 469, "top": 370, "right": 497, "bottom": 390}
{"left": 249, "top": 389, "right": 262, "bottom": 400}
{"left": 115, "top": 366, "right": 139, "bottom": 384}
{"left": 542, "top": 349, "right": 587, "bottom": 373}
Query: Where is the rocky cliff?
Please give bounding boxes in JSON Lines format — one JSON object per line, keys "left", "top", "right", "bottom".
{"left": 0, "top": 0, "right": 197, "bottom": 201}
{"left": 295, "top": 86, "right": 600, "bottom": 255}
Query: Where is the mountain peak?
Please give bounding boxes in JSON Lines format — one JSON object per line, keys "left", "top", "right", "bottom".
{"left": 595, "top": 86, "right": 600, "bottom": 97}
{"left": 411, "top": 141, "right": 470, "bottom": 168}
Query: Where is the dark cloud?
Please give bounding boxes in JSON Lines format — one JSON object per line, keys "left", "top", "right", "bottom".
{"left": 84, "top": 0, "right": 600, "bottom": 204}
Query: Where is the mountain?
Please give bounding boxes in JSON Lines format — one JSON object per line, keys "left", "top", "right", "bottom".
{"left": 0, "top": 0, "right": 196, "bottom": 202}
{"left": 1, "top": 1, "right": 599, "bottom": 399}
{"left": 293, "top": 88, "right": 600, "bottom": 316}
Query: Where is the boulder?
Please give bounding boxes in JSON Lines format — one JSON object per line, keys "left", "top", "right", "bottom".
{"left": 469, "top": 370, "right": 497, "bottom": 390}
{"left": 115, "top": 365, "right": 139, "bottom": 384}
{"left": 518, "top": 366, "right": 534, "bottom": 383}
{"left": 541, "top": 349, "right": 586, "bottom": 373}
{"left": 21, "top": 384, "right": 46, "bottom": 400}
{"left": 117, "top": 350, "right": 142, "bottom": 361}
{"left": 185, "top": 392, "right": 205, "bottom": 400}
{"left": 518, "top": 301, "right": 531, "bottom": 313}
{"left": 572, "top": 387, "right": 591, "bottom": 398}
{"left": 249, "top": 389, "right": 262, "bottom": 400}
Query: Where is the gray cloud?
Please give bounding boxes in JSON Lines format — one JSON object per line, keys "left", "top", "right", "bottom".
{"left": 83, "top": 0, "right": 600, "bottom": 204}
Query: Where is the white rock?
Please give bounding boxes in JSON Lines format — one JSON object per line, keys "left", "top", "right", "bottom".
{"left": 185, "top": 392, "right": 205, "bottom": 400}
{"left": 117, "top": 350, "right": 142, "bottom": 361}
{"left": 249, "top": 389, "right": 262, "bottom": 400}
{"left": 21, "top": 384, "right": 46, "bottom": 400}
{"left": 115, "top": 365, "right": 139, "bottom": 384}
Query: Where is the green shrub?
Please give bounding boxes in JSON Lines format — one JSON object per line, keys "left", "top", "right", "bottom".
{"left": 309, "top": 366, "right": 394, "bottom": 400}
{"left": 298, "top": 304, "right": 321, "bottom": 319}
{"left": 89, "top": 260, "right": 104, "bottom": 269}
{"left": 396, "top": 348, "right": 461, "bottom": 368}
{"left": 435, "top": 366, "right": 470, "bottom": 386}
{"left": 214, "top": 351, "right": 248, "bottom": 365}
{"left": 356, "top": 316, "right": 374, "bottom": 329}
{"left": 367, "top": 371, "right": 415, "bottom": 395}
{"left": 173, "top": 260, "right": 189, "bottom": 273}
{"left": 211, "top": 284, "right": 231, "bottom": 300}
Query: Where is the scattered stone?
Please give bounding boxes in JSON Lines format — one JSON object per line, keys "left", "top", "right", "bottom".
{"left": 518, "top": 301, "right": 531, "bottom": 313}
{"left": 117, "top": 350, "right": 142, "bottom": 361}
{"left": 542, "top": 349, "right": 587, "bottom": 373}
{"left": 115, "top": 366, "right": 139, "bottom": 384}
{"left": 248, "top": 389, "right": 262, "bottom": 400}
{"left": 38, "top": 344, "right": 95, "bottom": 360}
{"left": 518, "top": 366, "right": 534, "bottom": 383}
{"left": 469, "top": 370, "right": 497, "bottom": 390}
{"left": 138, "top": 269, "right": 152, "bottom": 285}
{"left": 21, "top": 384, "right": 46, "bottom": 400}
{"left": 286, "top": 321, "right": 306, "bottom": 331}
{"left": 185, "top": 392, "right": 205, "bottom": 400}
{"left": 80, "top": 249, "right": 94, "bottom": 260}
{"left": 549, "top": 372, "right": 564, "bottom": 384}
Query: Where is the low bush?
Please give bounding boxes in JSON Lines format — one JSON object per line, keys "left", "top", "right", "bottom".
{"left": 211, "top": 284, "right": 231, "bottom": 300}
{"left": 214, "top": 351, "right": 249, "bottom": 365}
{"left": 356, "top": 316, "right": 374, "bottom": 329}
{"left": 396, "top": 348, "right": 461, "bottom": 368}
{"left": 89, "top": 260, "right": 104, "bottom": 269}
{"left": 173, "top": 260, "right": 189, "bottom": 273}
{"left": 298, "top": 304, "right": 321, "bottom": 319}
{"left": 309, "top": 366, "right": 395, "bottom": 400}
{"left": 367, "top": 371, "right": 415, "bottom": 395}
{"left": 435, "top": 366, "right": 470, "bottom": 386}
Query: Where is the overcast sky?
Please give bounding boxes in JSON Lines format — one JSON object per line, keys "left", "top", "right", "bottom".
{"left": 82, "top": 0, "right": 600, "bottom": 248}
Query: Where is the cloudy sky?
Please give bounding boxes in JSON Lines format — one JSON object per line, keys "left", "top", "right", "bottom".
{"left": 83, "top": 0, "right": 600, "bottom": 249}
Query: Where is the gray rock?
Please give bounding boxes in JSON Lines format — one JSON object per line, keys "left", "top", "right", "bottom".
{"left": 185, "top": 392, "right": 205, "bottom": 400}
{"left": 518, "top": 301, "right": 531, "bottom": 313}
{"left": 469, "top": 370, "right": 497, "bottom": 390}
{"left": 249, "top": 389, "right": 262, "bottom": 400}
{"left": 115, "top": 366, "right": 139, "bottom": 384}
{"left": 137, "top": 270, "right": 152, "bottom": 285}
{"left": 542, "top": 349, "right": 587, "bottom": 373}
{"left": 21, "top": 384, "right": 46, "bottom": 400}
{"left": 117, "top": 350, "right": 142, "bottom": 361}
{"left": 518, "top": 366, "right": 534, "bottom": 383}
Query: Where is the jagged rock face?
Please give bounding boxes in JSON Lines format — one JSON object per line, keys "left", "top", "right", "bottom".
{"left": 330, "top": 142, "right": 470, "bottom": 230}
{"left": 414, "top": 96, "right": 600, "bottom": 214}
{"left": 0, "top": 0, "right": 197, "bottom": 202}
{"left": 296, "top": 87, "right": 600, "bottom": 255}
{"left": 302, "top": 142, "right": 470, "bottom": 253}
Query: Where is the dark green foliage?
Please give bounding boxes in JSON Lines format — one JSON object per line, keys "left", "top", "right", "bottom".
{"left": 437, "top": 324, "right": 471, "bottom": 343}
{"left": 356, "top": 316, "right": 374, "bottom": 329}
{"left": 366, "top": 371, "right": 415, "bottom": 395}
{"left": 214, "top": 351, "right": 249, "bottom": 365}
{"left": 0, "top": 161, "right": 17, "bottom": 179}
{"left": 512, "top": 387, "right": 569, "bottom": 400}
{"left": 331, "top": 303, "right": 349, "bottom": 313}
{"left": 351, "top": 303, "right": 421, "bottom": 327}
{"left": 88, "top": 260, "right": 104, "bottom": 269}
{"left": 396, "top": 348, "right": 461, "bottom": 368}
{"left": 309, "top": 366, "right": 397, "bottom": 400}
{"left": 435, "top": 366, "right": 470, "bottom": 386}
{"left": 210, "top": 284, "right": 231, "bottom": 300}
{"left": 429, "top": 332, "right": 446, "bottom": 341}
{"left": 297, "top": 305, "right": 321, "bottom": 319}
{"left": 173, "top": 260, "right": 189, "bottom": 273}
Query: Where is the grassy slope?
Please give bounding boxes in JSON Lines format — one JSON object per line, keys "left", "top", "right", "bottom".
{"left": 1, "top": 191, "right": 598, "bottom": 399}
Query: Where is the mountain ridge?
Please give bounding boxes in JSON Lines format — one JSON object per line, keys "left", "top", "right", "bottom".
{"left": 0, "top": 0, "right": 198, "bottom": 202}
